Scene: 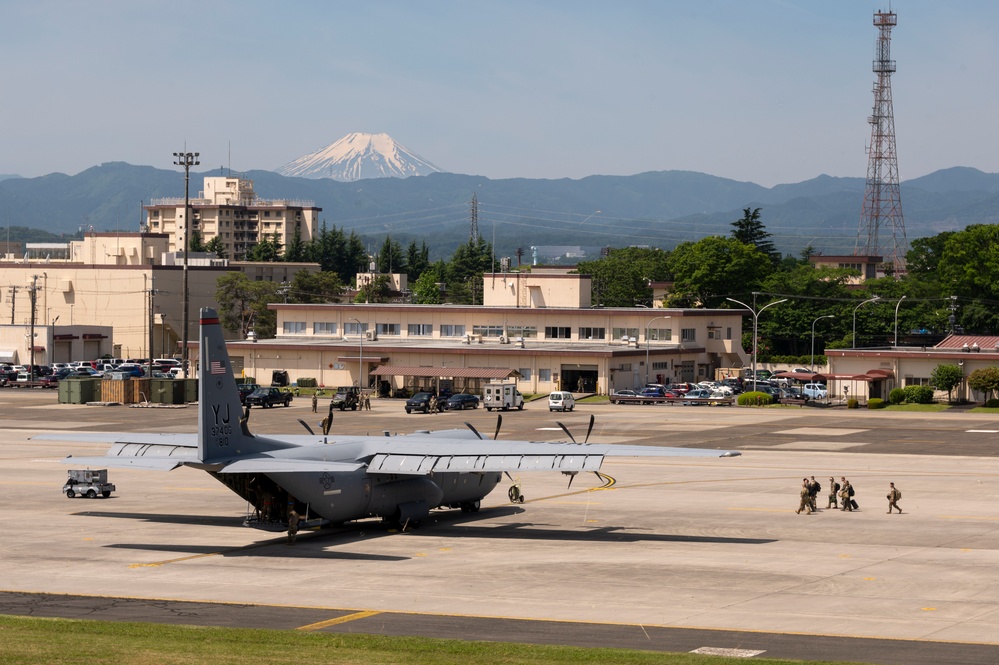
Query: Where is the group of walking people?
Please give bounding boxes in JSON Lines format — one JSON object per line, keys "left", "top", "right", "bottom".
{"left": 796, "top": 476, "right": 902, "bottom": 514}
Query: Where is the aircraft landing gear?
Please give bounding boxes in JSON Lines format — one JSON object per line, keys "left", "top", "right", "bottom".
{"left": 508, "top": 484, "right": 525, "bottom": 504}
{"left": 460, "top": 500, "right": 481, "bottom": 513}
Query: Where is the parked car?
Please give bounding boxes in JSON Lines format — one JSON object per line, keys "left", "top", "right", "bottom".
{"left": 331, "top": 386, "right": 361, "bottom": 411}
{"left": 405, "top": 391, "right": 441, "bottom": 414}
{"left": 609, "top": 389, "right": 639, "bottom": 404}
{"left": 548, "top": 391, "right": 575, "bottom": 412}
{"left": 37, "top": 374, "right": 61, "bottom": 388}
{"left": 447, "top": 393, "right": 480, "bottom": 410}
{"left": 244, "top": 387, "right": 292, "bottom": 408}
{"left": 682, "top": 389, "right": 714, "bottom": 404}
{"left": 802, "top": 383, "right": 829, "bottom": 399}
{"left": 237, "top": 383, "right": 260, "bottom": 404}
{"left": 667, "top": 383, "right": 694, "bottom": 394}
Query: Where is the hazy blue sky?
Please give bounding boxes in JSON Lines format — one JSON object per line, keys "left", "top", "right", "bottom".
{"left": 3, "top": 1, "right": 998, "bottom": 186}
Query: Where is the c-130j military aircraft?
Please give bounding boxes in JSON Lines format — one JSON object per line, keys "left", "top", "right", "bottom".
{"left": 42, "top": 308, "right": 740, "bottom": 531}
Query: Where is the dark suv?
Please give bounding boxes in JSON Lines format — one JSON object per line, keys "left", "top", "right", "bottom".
{"left": 237, "top": 383, "right": 260, "bottom": 404}
{"left": 244, "top": 387, "right": 292, "bottom": 408}
{"left": 405, "top": 391, "right": 442, "bottom": 414}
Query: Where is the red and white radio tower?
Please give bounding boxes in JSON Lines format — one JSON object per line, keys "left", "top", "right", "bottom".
{"left": 857, "top": 9, "right": 907, "bottom": 272}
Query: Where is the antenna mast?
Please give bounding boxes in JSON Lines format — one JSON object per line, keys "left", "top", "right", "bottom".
{"left": 856, "top": 9, "right": 908, "bottom": 272}
{"left": 469, "top": 193, "right": 479, "bottom": 243}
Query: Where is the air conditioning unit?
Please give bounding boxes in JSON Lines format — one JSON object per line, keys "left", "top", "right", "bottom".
{"left": 499, "top": 335, "right": 510, "bottom": 344}
{"left": 365, "top": 331, "right": 377, "bottom": 341}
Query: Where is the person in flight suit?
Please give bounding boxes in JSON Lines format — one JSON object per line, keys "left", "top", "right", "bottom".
{"left": 886, "top": 482, "right": 902, "bottom": 514}
{"left": 795, "top": 478, "right": 813, "bottom": 514}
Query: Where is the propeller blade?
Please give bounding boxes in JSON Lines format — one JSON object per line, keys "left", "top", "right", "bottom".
{"left": 322, "top": 403, "right": 334, "bottom": 435}
{"left": 464, "top": 422, "right": 483, "bottom": 440}
{"left": 564, "top": 471, "right": 578, "bottom": 489}
{"left": 556, "top": 421, "right": 577, "bottom": 444}
{"left": 297, "top": 419, "right": 315, "bottom": 435}
{"left": 584, "top": 414, "right": 595, "bottom": 444}
{"left": 492, "top": 413, "right": 503, "bottom": 441}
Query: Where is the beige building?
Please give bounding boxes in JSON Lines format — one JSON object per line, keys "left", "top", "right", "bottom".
{"left": 213, "top": 272, "right": 749, "bottom": 396}
{"left": 826, "top": 334, "right": 999, "bottom": 403}
{"left": 0, "top": 232, "right": 319, "bottom": 363}
{"left": 809, "top": 254, "right": 883, "bottom": 285}
{"left": 144, "top": 176, "right": 321, "bottom": 260}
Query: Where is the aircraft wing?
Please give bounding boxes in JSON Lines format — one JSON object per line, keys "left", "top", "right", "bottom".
{"left": 61, "top": 454, "right": 187, "bottom": 471}
{"left": 33, "top": 432, "right": 198, "bottom": 447}
{"left": 367, "top": 438, "right": 740, "bottom": 475}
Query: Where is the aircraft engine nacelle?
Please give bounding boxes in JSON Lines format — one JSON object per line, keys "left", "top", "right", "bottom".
{"left": 367, "top": 477, "right": 444, "bottom": 521}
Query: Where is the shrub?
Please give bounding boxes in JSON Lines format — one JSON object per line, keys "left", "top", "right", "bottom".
{"left": 737, "top": 391, "right": 774, "bottom": 406}
{"left": 888, "top": 388, "right": 905, "bottom": 405}
{"left": 847, "top": 398, "right": 859, "bottom": 409}
{"left": 867, "top": 398, "right": 885, "bottom": 409}
{"left": 902, "top": 385, "right": 934, "bottom": 404}
{"left": 985, "top": 398, "right": 999, "bottom": 408}
{"left": 297, "top": 377, "right": 318, "bottom": 388}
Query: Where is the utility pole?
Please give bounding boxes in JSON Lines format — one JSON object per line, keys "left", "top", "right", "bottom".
{"left": 9, "top": 285, "right": 19, "bottom": 324}
{"left": 173, "top": 150, "right": 199, "bottom": 377}
{"left": 28, "top": 275, "right": 38, "bottom": 378}
{"left": 469, "top": 193, "right": 479, "bottom": 243}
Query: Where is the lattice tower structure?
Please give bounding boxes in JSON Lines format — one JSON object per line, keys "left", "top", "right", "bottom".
{"left": 857, "top": 10, "right": 907, "bottom": 271}
{"left": 469, "top": 193, "right": 479, "bottom": 243}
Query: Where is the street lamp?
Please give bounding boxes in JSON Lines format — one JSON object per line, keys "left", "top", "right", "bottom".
{"left": 852, "top": 296, "right": 881, "bottom": 349}
{"left": 893, "top": 295, "right": 907, "bottom": 346}
{"left": 811, "top": 315, "right": 836, "bottom": 372}
{"left": 173, "top": 150, "right": 199, "bottom": 377}
{"left": 645, "top": 315, "right": 671, "bottom": 386}
{"left": 348, "top": 317, "right": 364, "bottom": 389}
{"left": 726, "top": 295, "right": 787, "bottom": 391}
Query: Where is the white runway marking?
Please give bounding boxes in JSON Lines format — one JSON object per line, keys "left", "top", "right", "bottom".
{"left": 773, "top": 427, "right": 868, "bottom": 436}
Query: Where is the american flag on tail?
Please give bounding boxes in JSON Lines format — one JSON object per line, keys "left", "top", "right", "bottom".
{"left": 210, "top": 361, "right": 226, "bottom": 375}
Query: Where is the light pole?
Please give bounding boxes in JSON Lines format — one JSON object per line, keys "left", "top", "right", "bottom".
{"left": 348, "top": 317, "right": 364, "bottom": 388}
{"left": 726, "top": 295, "right": 787, "bottom": 391}
{"left": 893, "top": 295, "right": 907, "bottom": 346}
{"left": 852, "top": 296, "right": 881, "bottom": 349}
{"left": 811, "top": 315, "right": 836, "bottom": 372}
{"left": 645, "top": 315, "right": 671, "bottom": 386}
{"left": 173, "top": 150, "right": 199, "bottom": 377}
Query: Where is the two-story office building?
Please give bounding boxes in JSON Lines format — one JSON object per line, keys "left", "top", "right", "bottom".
{"left": 212, "top": 272, "right": 750, "bottom": 395}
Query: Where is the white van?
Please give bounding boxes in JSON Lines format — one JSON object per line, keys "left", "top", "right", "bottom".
{"left": 548, "top": 391, "right": 575, "bottom": 412}
{"left": 802, "top": 383, "right": 828, "bottom": 399}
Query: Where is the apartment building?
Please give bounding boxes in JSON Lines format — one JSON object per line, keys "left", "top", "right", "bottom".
{"left": 144, "top": 176, "right": 321, "bottom": 260}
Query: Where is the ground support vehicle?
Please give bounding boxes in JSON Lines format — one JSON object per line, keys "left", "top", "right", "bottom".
{"left": 63, "top": 469, "right": 115, "bottom": 498}
{"left": 331, "top": 386, "right": 361, "bottom": 411}
{"left": 483, "top": 381, "right": 524, "bottom": 411}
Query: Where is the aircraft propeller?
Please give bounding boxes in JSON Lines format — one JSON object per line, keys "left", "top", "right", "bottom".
{"left": 555, "top": 415, "right": 597, "bottom": 488}
{"left": 464, "top": 413, "right": 503, "bottom": 441}
{"left": 297, "top": 419, "right": 315, "bottom": 435}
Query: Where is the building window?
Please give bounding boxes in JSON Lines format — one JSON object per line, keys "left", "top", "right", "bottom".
{"left": 344, "top": 321, "right": 368, "bottom": 335}
{"left": 578, "top": 327, "right": 605, "bottom": 340}
{"left": 507, "top": 325, "right": 538, "bottom": 339}
{"left": 545, "top": 326, "right": 571, "bottom": 339}
{"left": 408, "top": 323, "right": 433, "bottom": 336}
{"left": 440, "top": 324, "right": 465, "bottom": 337}
{"left": 726, "top": 327, "right": 732, "bottom": 340}
{"left": 539, "top": 368, "right": 551, "bottom": 382}
{"left": 646, "top": 328, "right": 671, "bottom": 342}
{"left": 282, "top": 321, "right": 306, "bottom": 334}
{"left": 519, "top": 368, "right": 532, "bottom": 381}
{"left": 612, "top": 327, "right": 639, "bottom": 341}
{"left": 681, "top": 328, "right": 696, "bottom": 342}
{"left": 376, "top": 323, "right": 400, "bottom": 336}
{"left": 314, "top": 321, "right": 337, "bottom": 335}
{"left": 473, "top": 325, "right": 504, "bottom": 338}
{"left": 904, "top": 376, "right": 931, "bottom": 387}
{"left": 652, "top": 361, "right": 669, "bottom": 370}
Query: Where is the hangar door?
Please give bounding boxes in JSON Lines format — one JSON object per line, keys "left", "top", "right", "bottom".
{"left": 560, "top": 364, "right": 598, "bottom": 393}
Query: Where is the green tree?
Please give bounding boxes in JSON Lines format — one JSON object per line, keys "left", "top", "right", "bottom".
{"left": 666, "top": 236, "right": 773, "bottom": 308}
{"left": 967, "top": 367, "right": 999, "bottom": 402}
{"left": 245, "top": 233, "right": 282, "bottom": 262}
{"left": 376, "top": 235, "right": 406, "bottom": 274}
{"left": 204, "top": 235, "right": 227, "bottom": 259}
{"left": 442, "top": 237, "right": 494, "bottom": 304}
{"left": 354, "top": 274, "right": 391, "bottom": 303}
{"left": 930, "top": 364, "right": 965, "bottom": 403}
{"left": 284, "top": 224, "right": 306, "bottom": 263}
{"left": 577, "top": 247, "right": 670, "bottom": 307}
{"left": 215, "top": 272, "right": 279, "bottom": 339}
{"left": 754, "top": 265, "right": 853, "bottom": 357}
{"left": 406, "top": 240, "right": 430, "bottom": 282}
{"left": 287, "top": 269, "right": 343, "bottom": 304}
{"left": 412, "top": 262, "right": 446, "bottom": 304}
{"left": 731, "top": 207, "right": 778, "bottom": 263}
{"left": 937, "top": 225, "right": 999, "bottom": 331}
{"left": 188, "top": 230, "right": 207, "bottom": 253}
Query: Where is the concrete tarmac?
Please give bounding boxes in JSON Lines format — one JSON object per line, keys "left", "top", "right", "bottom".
{"left": 2, "top": 389, "right": 999, "bottom": 664}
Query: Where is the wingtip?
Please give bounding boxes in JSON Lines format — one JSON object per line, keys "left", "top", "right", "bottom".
{"left": 720, "top": 451, "right": 742, "bottom": 457}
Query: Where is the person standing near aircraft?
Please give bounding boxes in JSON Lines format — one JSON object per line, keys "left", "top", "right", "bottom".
{"left": 808, "top": 476, "right": 821, "bottom": 512}
{"left": 827, "top": 476, "right": 840, "bottom": 509}
{"left": 886, "top": 482, "right": 902, "bottom": 514}
{"left": 287, "top": 508, "right": 300, "bottom": 545}
{"left": 795, "top": 478, "right": 813, "bottom": 514}
{"left": 839, "top": 479, "right": 854, "bottom": 511}
{"left": 311, "top": 393, "right": 318, "bottom": 413}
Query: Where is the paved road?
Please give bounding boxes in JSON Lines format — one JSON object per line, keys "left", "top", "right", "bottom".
{"left": 3, "top": 389, "right": 999, "bottom": 664}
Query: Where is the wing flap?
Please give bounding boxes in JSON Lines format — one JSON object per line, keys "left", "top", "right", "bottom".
{"left": 218, "top": 458, "right": 366, "bottom": 474}
{"left": 33, "top": 432, "right": 198, "bottom": 447}
{"left": 61, "top": 455, "right": 185, "bottom": 471}
{"left": 368, "top": 452, "right": 605, "bottom": 475}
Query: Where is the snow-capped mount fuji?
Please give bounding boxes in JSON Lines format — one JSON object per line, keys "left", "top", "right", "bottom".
{"left": 275, "top": 132, "right": 442, "bottom": 181}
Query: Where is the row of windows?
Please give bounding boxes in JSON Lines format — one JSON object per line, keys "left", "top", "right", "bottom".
{"left": 284, "top": 321, "right": 720, "bottom": 343}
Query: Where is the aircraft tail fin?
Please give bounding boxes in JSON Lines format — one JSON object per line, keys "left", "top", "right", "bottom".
{"left": 198, "top": 308, "right": 289, "bottom": 463}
